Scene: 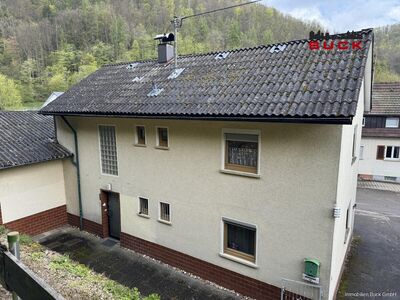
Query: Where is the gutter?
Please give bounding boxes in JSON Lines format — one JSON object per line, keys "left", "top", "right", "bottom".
{"left": 41, "top": 112, "right": 353, "bottom": 125}
{"left": 60, "top": 116, "right": 83, "bottom": 231}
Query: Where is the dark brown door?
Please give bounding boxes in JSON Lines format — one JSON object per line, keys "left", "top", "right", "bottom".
{"left": 108, "top": 192, "right": 121, "bottom": 239}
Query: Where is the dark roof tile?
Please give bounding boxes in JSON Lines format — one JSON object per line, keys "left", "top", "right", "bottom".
{"left": 0, "top": 111, "right": 71, "bottom": 170}
{"left": 40, "top": 29, "right": 373, "bottom": 123}
{"left": 368, "top": 83, "right": 400, "bottom": 115}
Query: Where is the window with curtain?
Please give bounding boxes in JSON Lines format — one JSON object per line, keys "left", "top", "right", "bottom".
{"left": 98, "top": 125, "right": 118, "bottom": 176}
{"left": 223, "top": 220, "right": 256, "bottom": 262}
{"left": 159, "top": 202, "right": 170, "bottom": 222}
{"left": 139, "top": 197, "right": 149, "bottom": 216}
{"left": 224, "top": 133, "right": 258, "bottom": 174}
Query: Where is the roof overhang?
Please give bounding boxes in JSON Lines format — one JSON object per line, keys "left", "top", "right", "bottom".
{"left": 41, "top": 111, "right": 353, "bottom": 125}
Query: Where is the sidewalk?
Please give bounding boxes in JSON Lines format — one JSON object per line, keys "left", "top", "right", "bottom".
{"left": 36, "top": 227, "right": 245, "bottom": 300}
{"left": 357, "top": 180, "right": 400, "bottom": 193}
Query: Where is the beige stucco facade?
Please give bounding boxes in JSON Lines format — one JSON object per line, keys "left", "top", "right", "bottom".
{"left": 0, "top": 160, "right": 67, "bottom": 223}
{"left": 55, "top": 86, "right": 363, "bottom": 299}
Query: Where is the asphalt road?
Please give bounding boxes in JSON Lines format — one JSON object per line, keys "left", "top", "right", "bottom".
{"left": 339, "top": 188, "right": 400, "bottom": 299}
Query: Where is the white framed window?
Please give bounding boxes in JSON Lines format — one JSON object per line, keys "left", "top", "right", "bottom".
{"left": 98, "top": 125, "right": 118, "bottom": 176}
{"left": 362, "top": 117, "right": 365, "bottom": 127}
{"left": 359, "top": 145, "right": 364, "bottom": 160}
{"left": 138, "top": 197, "right": 149, "bottom": 217}
{"left": 159, "top": 202, "right": 171, "bottom": 223}
{"left": 222, "top": 129, "right": 260, "bottom": 175}
{"left": 156, "top": 127, "right": 169, "bottom": 148}
{"left": 385, "top": 146, "right": 400, "bottom": 160}
{"left": 385, "top": 117, "right": 399, "bottom": 128}
{"left": 135, "top": 125, "right": 146, "bottom": 146}
{"left": 221, "top": 218, "right": 257, "bottom": 264}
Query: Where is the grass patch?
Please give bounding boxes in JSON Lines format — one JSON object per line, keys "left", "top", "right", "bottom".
{"left": 19, "top": 234, "right": 33, "bottom": 245}
{"left": 50, "top": 255, "right": 90, "bottom": 278}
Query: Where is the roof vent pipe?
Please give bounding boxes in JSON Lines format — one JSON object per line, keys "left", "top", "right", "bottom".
{"left": 154, "top": 33, "right": 175, "bottom": 64}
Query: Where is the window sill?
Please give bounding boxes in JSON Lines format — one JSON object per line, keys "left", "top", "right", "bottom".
{"left": 219, "top": 169, "right": 260, "bottom": 178}
{"left": 137, "top": 213, "right": 150, "bottom": 219}
{"left": 384, "top": 159, "right": 400, "bottom": 161}
{"left": 134, "top": 143, "right": 147, "bottom": 147}
{"left": 219, "top": 252, "right": 258, "bottom": 269}
{"left": 157, "top": 219, "right": 172, "bottom": 225}
{"left": 155, "top": 146, "right": 169, "bottom": 150}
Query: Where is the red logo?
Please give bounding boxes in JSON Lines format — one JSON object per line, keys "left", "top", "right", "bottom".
{"left": 308, "top": 40, "right": 362, "bottom": 51}
{"left": 308, "top": 30, "right": 363, "bottom": 51}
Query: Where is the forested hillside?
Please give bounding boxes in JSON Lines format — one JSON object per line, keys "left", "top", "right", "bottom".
{"left": 0, "top": 0, "right": 398, "bottom": 110}
{"left": 374, "top": 24, "right": 400, "bottom": 82}
{"left": 0, "top": 0, "right": 319, "bottom": 109}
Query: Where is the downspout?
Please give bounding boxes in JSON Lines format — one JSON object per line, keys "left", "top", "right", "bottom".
{"left": 61, "top": 116, "right": 83, "bottom": 231}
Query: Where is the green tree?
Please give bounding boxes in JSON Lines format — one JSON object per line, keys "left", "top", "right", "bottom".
{"left": 0, "top": 74, "right": 22, "bottom": 110}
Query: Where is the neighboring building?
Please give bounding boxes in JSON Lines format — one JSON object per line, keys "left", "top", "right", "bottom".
{"left": 40, "top": 29, "right": 373, "bottom": 300}
{"left": 0, "top": 111, "right": 72, "bottom": 235}
{"left": 359, "top": 83, "right": 400, "bottom": 182}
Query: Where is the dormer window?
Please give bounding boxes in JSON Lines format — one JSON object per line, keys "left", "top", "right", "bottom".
{"left": 385, "top": 117, "right": 399, "bottom": 128}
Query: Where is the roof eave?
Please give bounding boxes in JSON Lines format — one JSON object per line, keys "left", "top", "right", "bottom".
{"left": 40, "top": 111, "right": 353, "bottom": 125}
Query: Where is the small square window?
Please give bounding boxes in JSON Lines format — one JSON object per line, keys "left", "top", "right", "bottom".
{"left": 138, "top": 197, "right": 149, "bottom": 216}
{"left": 136, "top": 126, "right": 146, "bottom": 145}
{"left": 224, "top": 133, "right": 259, "bottom": 174}
{"left": 385, "top": 117, "right": 399, "bottom": 128}
{"left": 223, "top": 220, "right": 256, "bottom": 263}
{"left": 157, "top": 127, "right": 169, "bottom": 148}
{"left": 159, "top": 202, "right": 170, "bottom": 222}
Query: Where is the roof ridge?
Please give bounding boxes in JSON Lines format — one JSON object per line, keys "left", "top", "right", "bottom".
{"left": 102, "top": 28, "right": 373, "bottom": 68}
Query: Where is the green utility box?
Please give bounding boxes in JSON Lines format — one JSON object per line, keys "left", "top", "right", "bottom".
{"left": 304, "top": 258, "right": 320, "bottom": 278}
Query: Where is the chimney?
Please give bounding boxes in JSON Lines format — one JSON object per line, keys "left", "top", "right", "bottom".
{"left": 154, "top": 33, "right": 175, "bottom": 63}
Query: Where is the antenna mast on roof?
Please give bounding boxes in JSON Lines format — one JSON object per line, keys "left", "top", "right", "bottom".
{"left": 171, "top": 0, "right": 261, "bottom": 69}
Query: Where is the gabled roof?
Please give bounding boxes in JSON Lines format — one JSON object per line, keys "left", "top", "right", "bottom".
{"left": 368, "top": 83, "right": 400, "bottom": 115}
{"left": 0, "top": 111, "right": 71, "bottom": 170}
{"left": 40, "top": 29, "right": 373, "bottom": 124}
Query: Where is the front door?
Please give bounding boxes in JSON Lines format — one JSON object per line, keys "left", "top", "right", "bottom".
{"left": 108, "top": 192, "right": 121, "bottom": 239}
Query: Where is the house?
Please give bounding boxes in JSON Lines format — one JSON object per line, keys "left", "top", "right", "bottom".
{"left": 359, "top": 83, "right": 400, "bottom": 182}
{"left": 40, "top": 28, "right": 373, "bottom": 300}
{"left": 0, "top": 111, "right": 72, "bottom": 235}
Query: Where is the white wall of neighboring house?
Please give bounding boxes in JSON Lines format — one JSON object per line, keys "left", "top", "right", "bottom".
{"left": 0, "top": 160, "right": 67, "bottom": 223}
{"left": 359, "top": 137, "right": 400, "bottom": 181}
{"left": 56, "top": 115, "right": 349, "bottom": 298}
